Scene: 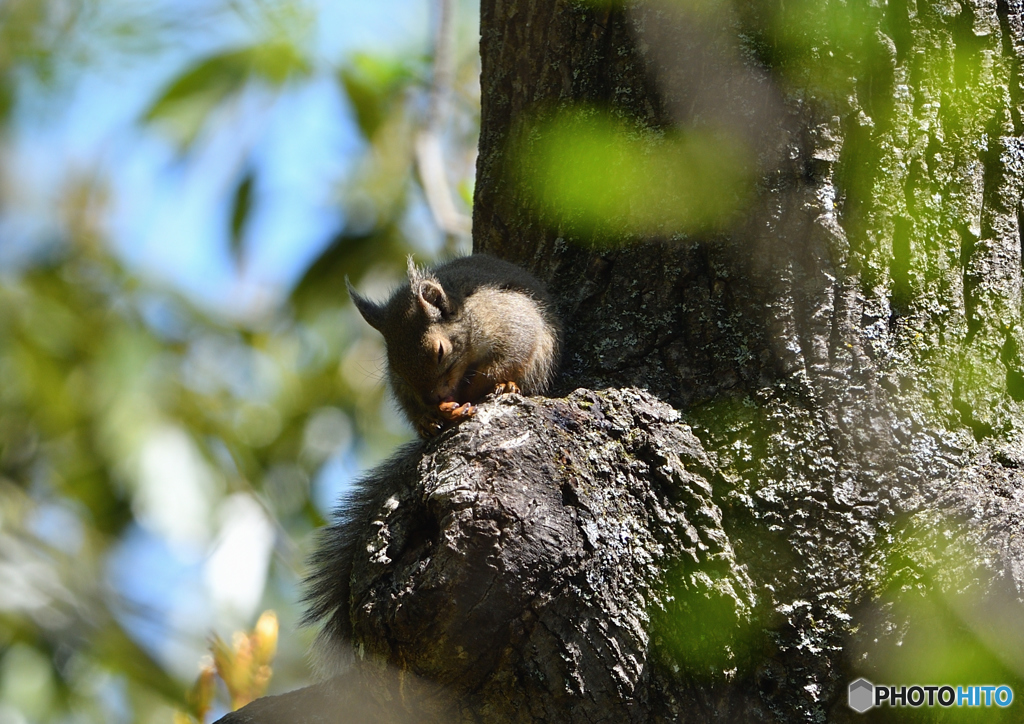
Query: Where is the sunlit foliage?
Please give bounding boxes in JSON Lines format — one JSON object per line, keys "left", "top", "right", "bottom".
{"left": 522, "top": 109, "right": 753, "bottom": 240}
{"left": 0, "top": 0, "right": 477, "bottom": 721}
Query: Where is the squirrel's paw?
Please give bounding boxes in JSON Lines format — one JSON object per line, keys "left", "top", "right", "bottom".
{"left": 439, "top": 401, "right": 476, "bottom": 421}
{"left": 492, "top": 381, "right": 521, "bottom": 396}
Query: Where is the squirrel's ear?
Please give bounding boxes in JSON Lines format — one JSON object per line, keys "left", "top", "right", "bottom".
{"left": 416, "top": 279, "right": 450, "bottom": 319}
{"left": 406, "top": 257, "right": 450, "bottom": 319}
{"left": 346, "top": 277, "right": 386, "bottom": 331}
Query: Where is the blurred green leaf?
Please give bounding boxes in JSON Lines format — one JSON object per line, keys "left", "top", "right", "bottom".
{"left": 522, "top": 108, "right": 753, "bottom": 240}
{"left": 230, "top": 170, "right": 256, "bottom": 264}
{"left": 143, "top": 52, "right": 249, "bottom": 148}
{"left": 339, "top": 53, "right": 420, "bottom": 140}
{"left": 457, "top": 179, "right": 473, "bottom": 209}
{"left": 290, "top": 227, "right": 409, "bottom": 315}
{"left": 247, "top": 40, "right": 312, "bottom": 84}
{"left": 144, "top": 41, "right": 312, "bottom": 149}
{"left": 0, "top": 644, "right": 58, "bottom": 719}
{"left": 0, "top": 78, "right": 13, "bottom": 122}
{"left": 853, "top": 525, "right": 1024, "bottom": 709}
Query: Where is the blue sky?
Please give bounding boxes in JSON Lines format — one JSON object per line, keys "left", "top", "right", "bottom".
{"left": 6, "top": 0, "right": 433, "bottom": 315}
{"left": 2, "top": 0, "right": 465, "bottom": 690}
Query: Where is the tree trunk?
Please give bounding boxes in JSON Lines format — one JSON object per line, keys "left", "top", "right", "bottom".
{"left": 220, "top": 0, "right": 1024, "bottom": 721}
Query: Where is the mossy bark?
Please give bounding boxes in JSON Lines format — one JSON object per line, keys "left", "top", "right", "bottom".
{"left": 220, "top": 1, "right": 1024, "bottom": 721}
{"left": 472, "top": 0, "right": 1024, "bottom": 718}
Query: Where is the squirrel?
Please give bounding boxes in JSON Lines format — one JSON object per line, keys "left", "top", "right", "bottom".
{"left": 303, "top": 254, "right": 560, "bottom": 674}
{"left": 347, "top": 253, "right": 562, "bottom": 437}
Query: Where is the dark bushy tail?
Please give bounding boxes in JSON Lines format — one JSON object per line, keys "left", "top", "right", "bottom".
{"left": 300, "top": 441, "right": 424, "bottom": 677}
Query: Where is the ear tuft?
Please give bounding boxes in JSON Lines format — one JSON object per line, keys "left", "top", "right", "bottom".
{"left": 346, "top": 276, "right": 386, "bottom": 331}
{"left": 406, "top": 255, "right": 422, "bottom": 284}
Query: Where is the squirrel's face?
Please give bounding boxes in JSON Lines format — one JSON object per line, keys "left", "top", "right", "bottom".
{"left": 389, "top": 324, "right": 471, "bottom": 406}
{"left": 424, "top": 326, "right": 473, "bottom": 403}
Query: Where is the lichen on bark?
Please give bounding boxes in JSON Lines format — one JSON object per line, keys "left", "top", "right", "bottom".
{"left": 221, "top": 1, "right": 1024, "bottom": 721}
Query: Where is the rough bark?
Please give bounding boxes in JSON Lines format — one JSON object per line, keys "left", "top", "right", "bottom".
{"left": 225, "top": 390, "right": 761, "bottom": 722}
{"left": 472, "top": 0, "right": 1024, "bottom": 717}
{"left": 220, "top": 0, "right": 1024, "bottom": 721}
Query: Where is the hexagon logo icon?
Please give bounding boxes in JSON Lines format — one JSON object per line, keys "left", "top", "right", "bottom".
{"left": 848, "top": 678, "right": 874, "bottom": 713}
